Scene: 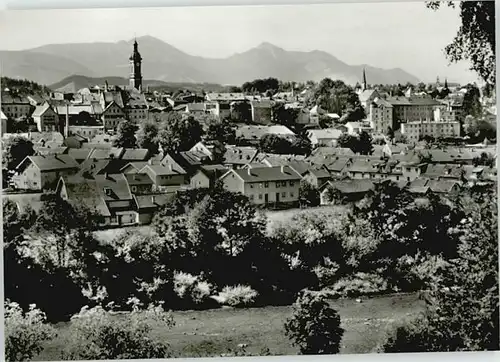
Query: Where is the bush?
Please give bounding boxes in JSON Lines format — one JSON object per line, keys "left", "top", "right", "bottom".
{"left": 284, "top": 291, "right": 344, "bottom": 354}
{"left": 378, "top": 316, "right": 434, "bottom": 353}
{"left": 312, "top": 258, "right": 340, "bottom": 289}
{"left": 326, "top": 272, "right": 388, "bottom": 298}
{"left": 61, "top": 304, "right": 174, "bottom": 360}
{"left": 173, "top": 272, "right": 213, "bottom": 308}
{"left": 394, "top": 253, "right": 450, "bottom": 292}
{"left": 211, "top": 285, "right": 258, "bottom": 308}
{"left": 298, "top": 180, "right": 320, "bottom": 207}
{"left": 4, "top": 301, "right": 56, "bottom": 362}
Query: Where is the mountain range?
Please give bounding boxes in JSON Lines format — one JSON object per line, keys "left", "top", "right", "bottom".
{"left": 0, "top": 35, "right": 420, "bottom": 88}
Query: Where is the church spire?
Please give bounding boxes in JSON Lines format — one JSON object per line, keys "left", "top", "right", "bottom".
{"left": 129, "top": 38, "right": 142, "bottom": 91}
{"left": 362, "top": 68, "right": 367, "bottom": 91}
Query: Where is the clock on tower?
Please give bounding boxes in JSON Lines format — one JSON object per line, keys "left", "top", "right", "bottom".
{"left": 129, "top": 39, "right": 143, "bottom": 91}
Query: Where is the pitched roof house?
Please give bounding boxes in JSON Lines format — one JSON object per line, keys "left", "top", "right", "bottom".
{"left": 190, "top": 164, "right": 230, "bottom": 189}
{"left": 320, "top": 179, "right": 375, "bottom": 204}
{"left": 220, "top": 165, "right": 302, "bottom": 206}
{"left": 57, "top": 173, "right": 137, "bottom": 226}
{"left": 13, "top": 154, "right": 79, "bottom": 190}
{"left": 223, "top": 146, "right": 259, "bottom": 167}
{"left": 307, "top": 128, "right": 343, "bottom": 147}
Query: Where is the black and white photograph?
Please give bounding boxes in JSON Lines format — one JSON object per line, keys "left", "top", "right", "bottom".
{"left": 0, "top": 1, "right": 498, "bottom": 360}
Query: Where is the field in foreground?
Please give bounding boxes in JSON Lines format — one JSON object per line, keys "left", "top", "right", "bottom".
{"left": 36, "top": 293, "right": 424, "bottom": 360}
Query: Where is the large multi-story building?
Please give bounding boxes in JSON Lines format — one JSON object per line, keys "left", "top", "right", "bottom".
{"left": 368, "top": 97, "right": 394, "bottom": 134}
{"left": 386, "top": 95, "right": 444, "bottom": 129}
{"left": 401, "top": 120, "right": 460, "bottom": 142}
{"left": 1, "top": 93, "right": 32, "bottom": 119}
{"left": 400, "top": 99, "right": 460, "bottom": 141}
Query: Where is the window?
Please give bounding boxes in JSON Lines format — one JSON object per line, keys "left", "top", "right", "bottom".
{"left": 131, "top": 186, "right": 137, "bottom": 192}
{"left": 276, "top": 182, "right": 280, "bottom": 188}
{"left": 264, "top": 182, "right": 269, "bottom": 188}
{"left": 289, "top": 181, "right": 294, "bottom": 186}
{"left": 250, "top": 184, "right": 254, "bottom": 189}
{"left": 290, "top": 192, "right": 294, "bottom": 198}
{"left": 259, "top": 182, "right": 263, "bottom": 188}
{"left": 258, "top": 194, "right": 263, "bottom": 200}
{"left": 281, "top": 192, "right": 286, "bottom": 198}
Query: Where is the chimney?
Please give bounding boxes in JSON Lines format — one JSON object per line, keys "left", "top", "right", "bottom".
{"left": 151, "top": 195, "right": 156, "bottom": 204}
{"left": 281, "top": 165, "right": 285, "bottom": 173}
{"left": 64, "top": 104, "right": 69, "bottom": 138}
{"left": 247, "top": 168, "right": 252, "bottom": 176}
{"left": 104, "top": 172, "right": 109, "bottom": 179}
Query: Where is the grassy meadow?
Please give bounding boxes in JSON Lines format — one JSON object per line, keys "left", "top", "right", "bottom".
{"left": 36, "top": 293, "right": 423, "bottom": 360}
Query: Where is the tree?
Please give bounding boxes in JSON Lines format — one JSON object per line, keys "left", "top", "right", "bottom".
{"left": 284, "top": 291, "right": 344, "bottom": 354}
{"left": 61, "top": 304, "right": 174, "bottom": 360}
{"left": 462, "top": 84, "right": 482, "bottom": 118}
{"left": 32, "top": 195, "right": 100, "bottom": 270}
{"left": 206, "top": 120, "right": 236, "bottom": 145}
{"left": 387, "top": 126, "right": 395, "bottom": 140}
{"left": 427, "top": 1, "right": 495, "bottom": 84}
{"left": 356, "top": 131, "right": 374, "bottom": 155}
{"left": 136, "top": 120, "right": 159, "bottom": 154}
{"left": 322, "top": 185, "right": 343, "bottom": 205}
{"left": 417, "top": 82, "right": 427, "bottom": 92}
{"left": 272, "top": 103, "right": 298, "bottom": 127}
{"left": 242, "top": 78, "right": 279, "bottom": 94}
{"left": 4, "top": 302, "right": 56, "bottom": 362}
{"left": 381, "top": 187, "right": 499, "bottom": 352}
{"left": 2, "top": 136, "right": 35, "bottom": 170}
{"left": 337, "top": 133, "right": 358, "bottom": 151}
{"left": 341, "top": 92, "right": 366, "bottom": 123}
{"left": 157, "top": 113, "right": 204, "bottom": 154}
{"left": 438, "top": 87, "right": 451, "bottom": 99}
{"left": 307, "top": 78, "right": 364, "bottom": 118}
{"left": 185, "top": 187, "right": 266, "bottom": 259}
{"left": 473, "top": 152, "right": 495, "bottom": 167}
{"left": 153, "top": 186, "right": 268, "bottom": 288}
{"left": 394, "top": 132, "right": 408, "bottom": 144}
{"left": 463, "top": 116, "right": 496, "bottom": 142}
{"left": 3, "top": 198, "right": 88, "bottom": 322}
{"left": 259, "top": 134, "right": 291, "bottom": 154}
{"left": 298, "top": 180, "right": 320, "bottom": 207}
{"left": 290, "top": 136, "right": 312, "bottom": 156}
{"left": 113, "top": 120, "right": 138, "bottom": 148}
{"left": 231, "top": 102, "right": 252, "bottom": 122}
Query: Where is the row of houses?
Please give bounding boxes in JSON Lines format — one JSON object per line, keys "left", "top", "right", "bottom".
{"left": 1, "top": 85, "right": 148, "bottom": 134}
{"left": 9, "top": 133, "right": 496, "bottom": 226}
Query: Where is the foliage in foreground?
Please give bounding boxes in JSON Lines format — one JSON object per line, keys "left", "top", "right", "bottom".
{"left": 60, "top": 304, "right": 175, "bottom": 360}
{"left": 4, "top": 302, "right": 56, "bottom": 362}
{"left": 211, "top": 285, "right": 259, "bottom": 308}
{"left": 381, "top": 187, "right": 499, "bottom": 352}
{"left": 284, "top": 291, "right": 344, "bottom": 354}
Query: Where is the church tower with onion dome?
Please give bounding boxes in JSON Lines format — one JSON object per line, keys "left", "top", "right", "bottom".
{"left": 129, "top": 39, "right": 142, "bottom": 91}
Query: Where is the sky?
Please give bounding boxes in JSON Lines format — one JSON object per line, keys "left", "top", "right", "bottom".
{"left": 0, "top": 1, "right": 481, "bottom": 84}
